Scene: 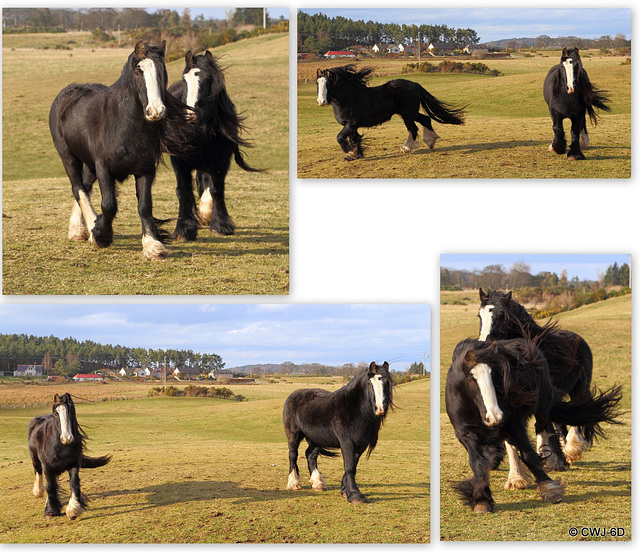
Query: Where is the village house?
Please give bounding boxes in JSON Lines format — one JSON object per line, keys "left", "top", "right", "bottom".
{"left": 13, "top": 364, "right": 43, "bottom": 377}
{"left": 173, "top": 366, "right": 202, "bottom": 380}
{"left": 428, "top": 41, "right": 456, "bottom": 56}
{"left": 323, "top": 50, "right": 356, "bottom": 59}
{"left": 72, "top": 373, "right": 104, "bottom": 382}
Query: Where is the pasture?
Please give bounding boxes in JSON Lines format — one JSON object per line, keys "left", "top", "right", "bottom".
{"left": 2, "top": 33, "right": 289, "bottom": 295}
{"left": 439, "top": 291, "right": 631, "bottom": 540}
{"left": 0, "top": 377, "right": 429, "bottom": 543}
{"left": 297, "top": 52, "right": 631, "bottom": 178}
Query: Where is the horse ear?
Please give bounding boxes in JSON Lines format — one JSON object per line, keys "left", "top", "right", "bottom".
{"left": 134, "top": 40, "right": 146, "bottom": 58}
{"left": 368, "top": 361, "right": 378, "bottom": 373}
{"left": 185, "top": 50, "right": 193, "bottom": 66}
{"left": 505, "top": 291, "right": 512, "bottom": 302}
{"left": 561, "top": 47, "right": 569, "bottom": 57}
{"left": 317, "top": 68, "right": 322, "bottom": 78}
{"left": 479, "top": 288, "right": 487, "bottom": 301}
{"left": 158, "top": 40, "right": 166, "bottom": 57}
{"left": 382, "top": 361, "right": 389, "bottom": 371}
{"left": 53, "top": 393, "right": 59, "bottom": 402}
{"left": 205, "top": 50, "right": 214, "bottom": 61}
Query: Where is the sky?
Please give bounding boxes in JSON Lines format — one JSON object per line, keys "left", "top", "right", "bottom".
{"left": 298, "top": 8, "right": 631, "bottom": 44}
{"left": 0, "top": 304, "right": 430, "bottom": 372}
{"left": 440, "top": 254, "right": 630, "bottom": 280}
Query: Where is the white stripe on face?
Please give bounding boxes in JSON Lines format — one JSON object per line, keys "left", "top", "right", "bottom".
{"left": 478, "top": 305, "right": 494, "bottom": 341}
{"left": 183, "top": 68, "right": 201, "bottom": 108}
{"left": 469, "top": 363, "right": 503, "bottom": 426}
{"left": 370, "top": 374, "right": 385, "bottom": 415}
{"left": 316, "top": 76, "right": 328, "bottom": 105}
{"left": 56, "top": 404, "right": 74, "bottom": 444}
{"left": 139, "top": 58, "right": 166, "bottom": 120}
{"left": 563, "top": 59, "right": 575, "bottom": 94}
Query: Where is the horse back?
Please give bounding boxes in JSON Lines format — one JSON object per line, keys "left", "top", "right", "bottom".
{"left": 542, "top": 329, "right": 593, "bottom": 396}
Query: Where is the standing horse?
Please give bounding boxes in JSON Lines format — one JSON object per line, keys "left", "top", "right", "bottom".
{"left": 49, "top": 41, "right": 194, "bottom": 259}
{"left": 168, "top": 50, "right": 261, "bottom": 241}
{"left": 28, "top": 393, "right": 111, "bottom": 519}
{"left": 283, "top": 362, "right": 394, "bottom": 503}
{"left": 478, "top": 288, "right": 596, "bottom": 478}
{"left": 543, "top": 47, "right": 610, "bottom": 160}
{"left": 446, "top": 336, "right": 621, "bottom": 513}
{"left": 316, "top": 65, "right": 465, "bottom": 160}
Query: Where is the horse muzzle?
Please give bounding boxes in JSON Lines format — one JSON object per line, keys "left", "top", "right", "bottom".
{"left": 145, "top": 105, "right": 166, "bottom": 121}
{"left": 566, "top": 86, "right": 575, "bottom": 94}
{"left": 483, "top": 411, "right": 503, "bottom": 427}
{"left": 317, "top": 99, "right": 329, "bottom": 106}
{"left": 185, "top": 109, "right": 198, "bottom": 123}
{"left": 60, "top": 434, "right": 74, "bottom": 445}
{"left": 375, "top": 406, "right": 385, "bottom": 416}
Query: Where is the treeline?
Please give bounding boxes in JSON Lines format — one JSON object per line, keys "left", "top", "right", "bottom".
{"left": 0, "top": 333, "right": 224, "bottom": 376}
{"left": 298, "top": 11, "right": 479, "bottom": 54}
{"left": 483, "top": 34, "right": 631, "bottom": 52}
{"left": 233, "top": 360, "right": 427, "bottom": 377}
{"left": 2, "top": 8, "right": 288, "bottom": 60}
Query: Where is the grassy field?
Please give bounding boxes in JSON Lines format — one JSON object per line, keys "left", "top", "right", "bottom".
{"left": 439, "top": 291, "right": 631, "bottom": 541}
{"left": 297, "top": 52, "right": 631, "bottom": 178}
{"left": 2, "top": 33, "right": 289, "bottom": 295}
{"left": 0, "top": 376, "right": 429, "bottom": 543}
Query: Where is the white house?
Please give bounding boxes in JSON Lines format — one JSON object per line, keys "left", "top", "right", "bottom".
{"left": 371, "top": 44, "right": 380, "bottom": 53}
{"left": 14, "top": 364, "right": 43, "bottom": 377}
{"left": 386, "top": 44, "right": 405, "bottom": 54}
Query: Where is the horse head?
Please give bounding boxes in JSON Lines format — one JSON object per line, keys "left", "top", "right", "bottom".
{"left": 131, "top": 40, "right": 168, "bottom": 121}
{"left": 458, "top": 344, "right": 504, "bottom": 427}
{"left": 316, "top": 68, "right": 331, "bottom": 106}
{"left": 181, "top": 49, "right": 222, "bottom": 122}
{"left": 52, "top": 393, "right": 76, "bottom": 445}
{"left": 367, "top": 361, "right": 393, "bottom": 416}
{"left": 560, "top": 47, "right": 582, "bottom": 95}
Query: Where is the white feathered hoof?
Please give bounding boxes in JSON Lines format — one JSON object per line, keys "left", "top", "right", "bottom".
{"left": 286, "top": 471, "right": 302, "bottom": 491}
{"left": 309, "top": 469, "right": 327, "bottom": 491}
{"left": 66, "top": 496, "right": 85, "bottom": 520}
{"left": 142, "top": 235, "right": 169, "bottom": 260}
{"left": 504, "top": 473, "right": 531, "bottom": 490}
{"left": 538, "top": 479, "right": 566, "bottom": 504}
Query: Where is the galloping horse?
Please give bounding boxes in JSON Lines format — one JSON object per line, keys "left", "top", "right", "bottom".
{"left": 543, "top": 47, "right": 610, "bottom": 160}
{"left": 283, "top": 362, "right": 394, "bottom": 503}
{"left": 478, "top": 288, "right": 595, "bottom": 484}
{"left": 168, "top": 50, "right": 261, "bottom": 241}
{"left": 49, "top": 41, "right": 195, "bottom": 259}
{"left": 316, "top": 64, "right": 465, "bottom": 160}
{"left": 28, "top": 393, "right": 111, "bottom": 519}
{"left": 446, "top": 336, "right": 621, "bottom": 513}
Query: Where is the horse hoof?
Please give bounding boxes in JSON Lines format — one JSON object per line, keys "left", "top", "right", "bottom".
{"left": 347, "top": 495, "right": 367, "bottom": 504}
{"left": 209, "top": 223, "right": 236, "bottom": 236}
{"left": 504, "top": 475, "right": 530, "bottom": 490}
{"left": 473, "top": 502, "right": 493, "bottom": 514}
{"left": 538, "top": 479, "right": 566, "bottom": 503}
{"left": 567, "top": 155, "right": 585, "bottom": 161}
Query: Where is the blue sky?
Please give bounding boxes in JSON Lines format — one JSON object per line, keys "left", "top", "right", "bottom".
{"left": 441, "top": 254, "right": 630, "bottom": 280}
{"left": 298, "top": 8, "right": 631, "bottom": 43}
{"left": 0, "top": 304, "right": 430, "bottom": 372}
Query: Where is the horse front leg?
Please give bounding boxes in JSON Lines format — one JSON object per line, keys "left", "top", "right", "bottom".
{"left": 305, "top": 443, "right": 326, "bottom": 491}
{"left": 567, "top": 115, "right": 586, "bottom": 160}
{"left": 548, "top": 110, "right": 567, "bottom": 155}
{"left": 66, "top": 466, "right": 86, "bottom": 520}
{"left": 339, "top": 442, "right": 366, "bottom": 503}
{"left": 91, "top": 162, "right": 117, "bottom": 248}
{"left": 504, "top": 442, "right": 532, "bottom": 490}
{"left": 170, "top": 157, "right": 199, "bottom": 242}
{"left": 43, "top": 468, "right": 62, "bottom": 518}
{"left": 135, "top": 172, "right": 169, "bottom": 260}
{"left": 535, "top": 421, "right": 568, "bottom": 472}
{"left": 507, "top": 423, "right": 565, "bottom": 504}
{"left": 337, "top": 124, "right": 363, "bottom": 161}
{"left": 453, "top": 446, "right": 494, "bottom": 513}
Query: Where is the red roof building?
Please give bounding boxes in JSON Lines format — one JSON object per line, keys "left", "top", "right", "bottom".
{"left": 323, "top": 51, "right": 356, "bottom": 58}
{"left": 73, "top": 373, "right": 104, "bottom": 381}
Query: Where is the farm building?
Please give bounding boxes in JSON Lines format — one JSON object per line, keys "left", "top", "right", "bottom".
{"left": 386, "top": 44, "right": 405, "bottom": 54}
{"left": 428, "top": 41, "right": 456, "bottom": 55}
{"left": 73, "top": 373, "right": 104, "bottom": 381}
{"left": 323, "top": 50, "right": 356, "bottom": 59}
{"left": 173, "top": 366, "right": 202, "bottom": 380}
{"left": 13, "top": 364, "right": 43, "bottom": 377}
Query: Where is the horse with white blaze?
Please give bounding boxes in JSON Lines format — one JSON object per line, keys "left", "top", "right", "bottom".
{"left": 27, "top": 393, "right": 111, "bottom": 519}
{"left": 283, "top": 362, "right": 394, "bottom": 503}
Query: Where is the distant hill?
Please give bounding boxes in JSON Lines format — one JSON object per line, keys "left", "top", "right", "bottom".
{"left": 229, "top": 361, "right": 355, "bottom": 376}
{"left": 481, "top": 35, "right": 630, "bottom": 50}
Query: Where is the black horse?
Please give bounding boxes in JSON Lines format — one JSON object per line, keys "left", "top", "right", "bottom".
{"left": 543, "top": 47, "right": 610, "bottom": 160}
{"left": 316, "top": 64, "right": 465, "bottom": 160}
{"left": 478, "top": 288, "right": 596, "bottom": 477}
{"left": 168, "top": 50, "right": 260, "bottom": 241}
{"left": 28, "top": 393, "right": 111, "bottom": 519}
{"left": 446, "top": 336, "right": 621, "bottom": 513}
{"left": 283, "top": 362, "right": 394, "bottom": 503}
{"left": 49, "top": 41, "right": 195, "bottom": 259}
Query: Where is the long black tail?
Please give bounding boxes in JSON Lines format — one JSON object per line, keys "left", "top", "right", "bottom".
{"left": 550, "top": 385, "right": 622, "bottom": 439}
{"left": 317, "top": 448, "right": 338, "bottom": 458}
{"left": 582, "top": 70, "right": 611, "bottom": 125}
{"left": 419, "top": 88, "right": 466, "bottom": 125}
{"left": 81, "top": 454, "right": 112, "bottom": 469}
{"left": 233, "top": 145, "right": 263, "bottom": 173}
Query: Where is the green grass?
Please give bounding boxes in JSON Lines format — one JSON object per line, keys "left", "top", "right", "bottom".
{"left": 439, "top": 292, "right": 631, "bottom": 540}
{"left": 0, "top": 377, "right": 428, "bottom": 543}
{"left": 2, "top": 34, "right": 289, "bottom": 294}
{"left": 297, "top": 54, "right": 631, "bottom": 178}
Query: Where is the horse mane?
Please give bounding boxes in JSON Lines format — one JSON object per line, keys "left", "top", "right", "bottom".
{"left": 328, "top": 64, "right": 375, "bottom": 89}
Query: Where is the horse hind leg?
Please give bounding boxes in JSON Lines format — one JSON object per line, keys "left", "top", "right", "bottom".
{"left": 199, "top": 163, "right": 236, "bottom": 236}
{"left": 536, "top": 425, "right": 568, "bottom": 472}
{"left": 563, "top": 426, "right": 590, "bottom": 464}
{"left": 286, "top": 431, "right": 303, "bottom": 491}
{"left": 579, "top": 116, "right": 590, "bottom": 149}
{"left": 305, "top": 443, "right": 327, "bottom": 491}
{"left": 416, "top": 113, "right": 440, "bottom": 150}
{"left": 399, "top": 117, "right": 420, "bottom": 154}
{"left": 65, "top": 161, "right": 97, "bottom": 242}
{"left": 171, "top": 157, "right": 199, "bottom": 242}
{"left": 567, "top": 116, "right": 586, "bottom": 160}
